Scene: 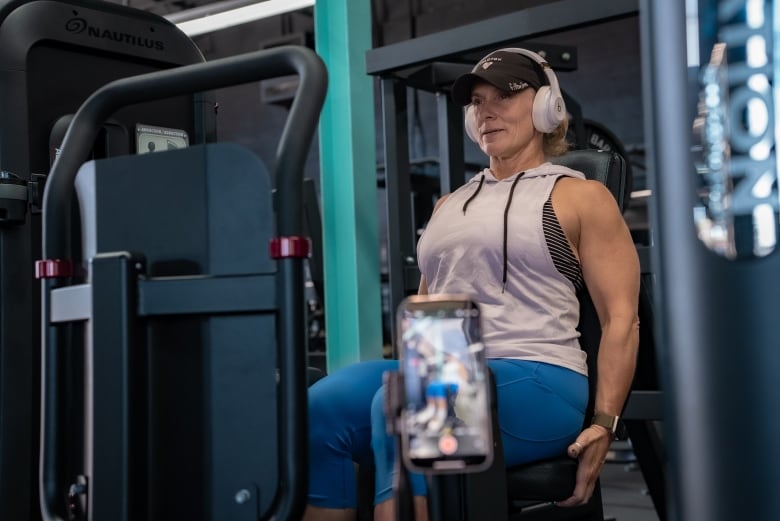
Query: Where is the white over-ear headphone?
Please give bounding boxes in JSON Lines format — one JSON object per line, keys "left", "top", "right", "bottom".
{"left": 464, "top": 47, "right": 566, "bottom": 141}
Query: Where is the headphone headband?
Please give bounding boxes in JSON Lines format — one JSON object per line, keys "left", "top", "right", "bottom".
{"left": 491, "top": 47, "right": 562, "bottom": 95}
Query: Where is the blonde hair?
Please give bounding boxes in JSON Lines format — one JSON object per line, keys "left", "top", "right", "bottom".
{"left": 543, "top": 117, "right": 571, "bottom": 158}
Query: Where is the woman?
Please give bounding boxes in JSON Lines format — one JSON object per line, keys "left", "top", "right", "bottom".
{"left": 304, "top": 48, "right": 639, "bottom": 521}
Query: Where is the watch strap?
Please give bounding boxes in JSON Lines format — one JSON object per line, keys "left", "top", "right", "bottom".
{"left": 591, "top": 412, "right": 620, "bottom": 437}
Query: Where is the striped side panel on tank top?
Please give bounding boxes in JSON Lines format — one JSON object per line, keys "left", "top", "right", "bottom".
{"left": 543, "top": 195, "right": 584, "bottom": 291}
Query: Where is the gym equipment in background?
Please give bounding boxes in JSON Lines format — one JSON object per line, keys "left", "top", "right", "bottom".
{"left": 0, "top": 1, "right": 213, "bottom": 520}
{"left": 564, "top": 90, "right": 634, "bottom": 190}
{"left": 37, "top": 45, "right": 326, "bottom": 521}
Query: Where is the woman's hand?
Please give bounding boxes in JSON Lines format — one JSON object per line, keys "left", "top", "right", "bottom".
{"left": 555, "top": 425, "right": 613, "bottom": 507}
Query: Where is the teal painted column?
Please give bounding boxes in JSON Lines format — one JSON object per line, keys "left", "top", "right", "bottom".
{"left": 314, "top": 0, "right": 383, "bottom": 371}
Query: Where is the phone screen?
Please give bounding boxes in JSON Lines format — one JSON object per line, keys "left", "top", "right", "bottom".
{"left": 397, "top": 295, "right": 493, "bottom": 473}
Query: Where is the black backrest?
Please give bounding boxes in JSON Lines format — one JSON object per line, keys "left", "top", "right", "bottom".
{"left": 550, "top": 149, "right": 631, "bottom": 421}
{"left": 551, "top": 149, "right": 632, "bottom": 213}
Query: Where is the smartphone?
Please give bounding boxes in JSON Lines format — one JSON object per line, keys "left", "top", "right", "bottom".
{"left": 396, "top": 294, "right": 493, "bottom": 473}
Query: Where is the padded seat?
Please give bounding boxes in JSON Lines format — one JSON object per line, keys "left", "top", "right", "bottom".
{"left": 505, "top": 457, "right": 578, "bottom": 501}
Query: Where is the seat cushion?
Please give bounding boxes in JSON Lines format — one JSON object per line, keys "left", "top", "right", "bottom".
{"left": 506, "top": 456, "right": 577, "bottom": 502}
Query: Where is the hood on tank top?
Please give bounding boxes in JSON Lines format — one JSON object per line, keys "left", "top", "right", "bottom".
{"left": 458, "top": 162, "right": 585, "bottom": 292}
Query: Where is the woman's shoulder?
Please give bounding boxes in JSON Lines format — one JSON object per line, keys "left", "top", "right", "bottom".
{"left": 554, "top": 176, "right": 624, "bottom": 225}
{"left": 531, "top": 161, "right": 586, "bottom": 181}
{"left": 432, "top": 193, "right": 451, "bottom": 214}
{"left": 554, "top": 175, "right": 615, "bottom": 197}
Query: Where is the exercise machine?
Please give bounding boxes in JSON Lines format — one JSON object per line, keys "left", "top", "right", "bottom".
{"left": 0, "top": 1, "right": 213, "bottom": 519}
{"left": 37, "top": 45, "right": 326, "bottom": 521}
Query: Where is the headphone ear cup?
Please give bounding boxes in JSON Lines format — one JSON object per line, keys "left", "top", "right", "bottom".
{"left": 532, "top": 85, "right": 566, "bottom": 133}
{"left": 464, "top": 105, "right": 479, "bottom": 143}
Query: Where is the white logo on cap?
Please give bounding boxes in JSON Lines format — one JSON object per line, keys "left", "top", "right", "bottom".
{"left": 477, "top": 56, "right": 503, "bottom": 70}
{"left": 509, "top": 81, "right": 529, "bottom": 91}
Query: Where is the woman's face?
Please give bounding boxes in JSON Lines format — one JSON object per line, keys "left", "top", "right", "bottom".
{"left": 469, "top": 82, "right": 540, "bottom": 159}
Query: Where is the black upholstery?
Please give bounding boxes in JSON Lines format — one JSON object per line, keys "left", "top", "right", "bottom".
{"left": 502, "top": 149, "right": 630, "bottom": 520}
{"left": 551, "top": 148, "right": 632, "bottom": 213}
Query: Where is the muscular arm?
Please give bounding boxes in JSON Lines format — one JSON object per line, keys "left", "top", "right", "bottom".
{"left": 577, "top": 180, "right": 640, "bottom": 419}
{"left": 557, "top": 179, "right": 640, "bottom": 507}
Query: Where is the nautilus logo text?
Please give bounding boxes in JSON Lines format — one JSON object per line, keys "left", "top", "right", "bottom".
{"left": 64, "top": 16, "right": 165, "bottom": 51}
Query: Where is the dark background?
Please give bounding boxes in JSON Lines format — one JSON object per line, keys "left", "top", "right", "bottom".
{"left": 107, "top": 0, "right": 646, "bottom": 195}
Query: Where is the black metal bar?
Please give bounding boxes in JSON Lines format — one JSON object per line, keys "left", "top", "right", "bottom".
{"left": 303, "top": 178, "right": 325, "bottom": 304}
{"left": 366, "top": 0, "right": 638, "bottom": 76}
{"left": 137, "top": 275, "right": 277, "bottom": 317}
{"left": 463, "top": 369, "right": 507, "bottom": 521}
{"left": 385, "top": 371, "right": 415, "bottom": 521}
{"left": 624, "top": 419, "right": 667, "bottom": 521}
{"left": 274, "top": 256, "right": 308, "bottom": 521}
{"left": 398, "top": 43, "right": 577, "bottom": 94}
{"left": 435, "top": 92, "right": 465, "bottom": 195}
{"left": 0, "top": 223, "right": 34, "bottom": 521}
{"left": 427, "top": 474, "right": 466, "bottom": 521}
{"left": 381, "top": 78, "right": 415, "bottom": 352}
{"left": 638, "top": 4, "right": 690, "bottom": 518}
{"left": 40, "top": 277, "right": 67, "bottom": 521}
{"left": 636, "top": 245, "right": 653, "bottom": 275}
{"left": 621, "top": 390, "right": 664, "bottom": 421}
{"left": 88, "top": 252, "right": 137, "bottom": 521}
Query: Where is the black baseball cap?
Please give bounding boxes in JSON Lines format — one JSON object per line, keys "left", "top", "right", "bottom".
{"left": 451, "top": 50, "right": 546, "bottom": 106}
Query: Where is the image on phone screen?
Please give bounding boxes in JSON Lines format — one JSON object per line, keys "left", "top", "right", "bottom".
{"left": 398, "top": 297, "right": 492, "bottom": 472}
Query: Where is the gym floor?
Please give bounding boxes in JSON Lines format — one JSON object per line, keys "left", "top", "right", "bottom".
{"left": 601, "top": 450, "right": 660, "bottom": 521}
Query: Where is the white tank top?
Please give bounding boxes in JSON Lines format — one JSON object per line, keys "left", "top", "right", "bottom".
{"left": 417, "top": 162, "right": 588, "bottom": 376}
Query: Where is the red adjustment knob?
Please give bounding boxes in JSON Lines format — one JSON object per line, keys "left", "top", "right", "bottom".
{"left": 35, "top": 259, "right": 74, "bottom": 279}
{"left": 270, "top": 236, "right": 311, "bottom": 259}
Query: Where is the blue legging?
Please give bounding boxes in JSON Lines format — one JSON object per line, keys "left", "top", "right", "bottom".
{"left": 307, "top": 358, "right": 587, "bottom": 508}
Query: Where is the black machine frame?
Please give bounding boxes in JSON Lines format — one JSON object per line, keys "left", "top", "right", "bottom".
{"left": 365, "top": 1, "right": 667, "bottom": 519}
{"left": 0, "top": 2, "right": 214, "bottom": 520}
{"left": 38, "top": 45, "right": 326, "bottom": 521}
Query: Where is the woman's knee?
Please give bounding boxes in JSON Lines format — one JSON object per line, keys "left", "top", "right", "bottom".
{"left": 370, "top": 385, "right": 386, "bottom": 427}
{"left": 309, "top": 360, "right": 399, "bottom": 459}
{"left": 309, "top": 360, "right": 397, "bottom": 423}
